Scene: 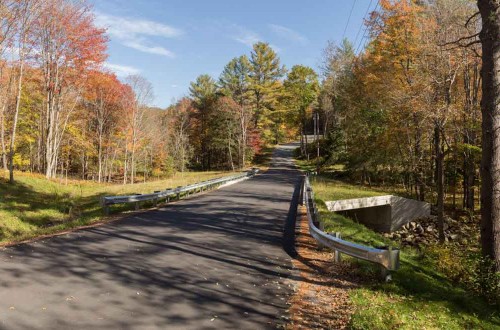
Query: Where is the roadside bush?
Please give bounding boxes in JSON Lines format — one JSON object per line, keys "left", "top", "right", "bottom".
{"left": 427, "top": 245, "right": 500, "bottom": 305}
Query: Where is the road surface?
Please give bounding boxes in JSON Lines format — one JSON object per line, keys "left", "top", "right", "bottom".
{"left": 0, "top": 144, "right": 301, "bottom": 329}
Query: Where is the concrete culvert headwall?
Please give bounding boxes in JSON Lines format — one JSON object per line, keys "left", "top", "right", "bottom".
{"left": 325, "top": 196, "right": 431, "bottom": 233}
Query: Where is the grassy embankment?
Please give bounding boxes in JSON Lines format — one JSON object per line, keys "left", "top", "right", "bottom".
{"left": 0, "top": 170, "right": 232, "bottom": 245}
{"left": 297, "top": 159, "right": 500, "bottom": 329}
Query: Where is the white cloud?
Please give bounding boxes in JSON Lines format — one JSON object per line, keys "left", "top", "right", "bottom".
{"left": 95, "top": 12, "right": 181, "bottom": 58}
{"left": 269, "top": 24, "right": 308, "bottom": 44}
{"left": 232, "top": 26, "right": 261, "bottom": 47}
{"left": 95, "top": 13, "right": 182, "bottom": 39}
{"left": 270, "top": 44, "right": 282, "bottom": 53}
{"left": 123, "top": 41, "right": 175, "bottom": 58}
{"left": 103, "top": 63, "right": 141, "bottom": 77}
{"left": 231, "top": 25, "right": 281, "bottom": 52}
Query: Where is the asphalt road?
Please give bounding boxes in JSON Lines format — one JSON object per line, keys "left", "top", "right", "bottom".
{"left": 0, "top": 144, "right": 302, "bottom": 329}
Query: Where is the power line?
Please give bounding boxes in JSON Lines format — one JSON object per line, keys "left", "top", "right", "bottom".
{"left": 342, "top": 0, "right": 358, "bottom": 40}
{"left": 355, "top": 0, "right": 380, "bottom": 54}
{"left": 353, "top": 0, "right": 374, "bottom": 49}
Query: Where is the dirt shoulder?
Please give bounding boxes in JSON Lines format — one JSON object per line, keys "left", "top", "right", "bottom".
{"left": 286, "top": 205, "right": 361, "bottom": 329}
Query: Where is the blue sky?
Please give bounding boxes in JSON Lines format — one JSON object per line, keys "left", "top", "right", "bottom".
{"left": 92, "top": 0, "right": 374, "bottom": 108}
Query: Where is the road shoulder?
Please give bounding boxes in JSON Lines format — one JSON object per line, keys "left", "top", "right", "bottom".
{"left": 286, "top": 204, "right": 360, "bottom": 329}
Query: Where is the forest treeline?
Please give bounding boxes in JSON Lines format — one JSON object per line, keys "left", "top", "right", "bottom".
{"left": 0, "top": 0, "right": 321, "bottom": 184}
{"left": 0, "top": 0, "right": 492, "bottom": 216}
{"left": 0, "top": 0, "right": 490, "bottom": 215}
{"left": 317, "top": 0, "right": 482, "bottom": 230}
{"left": 318, "top": 0, "right": 500, "bottom": 274}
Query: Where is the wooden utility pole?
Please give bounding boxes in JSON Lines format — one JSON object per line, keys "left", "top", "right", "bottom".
{"left": 314, "top": 111, "right": 320, "bottom": 174}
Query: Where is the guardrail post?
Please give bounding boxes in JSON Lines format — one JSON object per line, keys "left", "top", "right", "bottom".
{"left": 319, "top": 218, "right": 325, "bottom": 231}
{"left": 333, "top": 232, "right": 342, "bottom": 262}
{"left": 381, "top": 267, "right": 391, "bottom": 282}
{"left": 153, "top": 191, "right": 160, "bottom": 206}
{"left": 380, "top": 246, "right": 394, "bottom": 282}
{"left": 135, "top": 202, "right": 140, "bottom": 210}
{"left": 165, "top": 188, "right": 171, "bottom": 203}
{"left": 100, "top": 197, "right": 110, "bottom": 215}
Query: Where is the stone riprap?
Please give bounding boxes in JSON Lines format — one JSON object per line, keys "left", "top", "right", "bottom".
{"left": 325, "top": 195, "right": 431, "bottom": 233}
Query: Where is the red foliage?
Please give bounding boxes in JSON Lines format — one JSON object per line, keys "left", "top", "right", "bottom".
{"left": 248, "top": 129, "right": 263, "bottom": 155}
{"left": 33, "top": 0, "right": 108, "bottom": 81}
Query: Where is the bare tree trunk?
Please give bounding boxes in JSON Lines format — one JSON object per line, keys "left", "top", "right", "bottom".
{"left": 143, "top": 151, "right": 147, "bottom": 183}
{"left": 110, "top": 148, "right": 116, "bottom": 182}
{"left": 45, "top": 90, "right": 56, "bottom": 178}
{"left": 1, "top": 72, "right": 15, "bottom": 172}
{"left": 228, "top": 136, "right": 234, "bottom": 171}
{"left": 36, "top": 109, "right": 43, "bottom": 173}
{"left": 463, "top": 129, "right": 477, "bottom": 210}
{"left": 1, "top": 103, "right": 8, "bottom": 171}
{"left": 65, "top": 156, "right": 69, "bottom": 185}
{"left": 414, "top": 118, "right": 425, "bottom": 201}
{"left": 9, "top": 48, "right": 26, "bottom": 183}
{"left": 435, "top": 124, "right": 445, "bottom": 243}
{"left": 131, "top": 139, "right": 136, "bottom": 185}
{"left": 103, "top": 149, "right": 108, "bottom": 183}
{"left": 452, "top": 140, "right": 458, "bottom": 211}
{"left": 478, "top": 0, "right": 500, "bottom": 271}
{"left": 81, "top": 152, "right": 86, "bottom": 180}
{"left": 123, "top": 140, "right": 129, "bottom": 185}
{"left": 463, "top": 57, "right": 480, "bottom": 210}
{"left": 97, "top": 131, "right": 103, "bottom": 183}
{"left": 240, "top": 109, "right": 247, "bottom": 169}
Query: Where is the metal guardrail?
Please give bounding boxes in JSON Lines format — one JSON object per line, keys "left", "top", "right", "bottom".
{"left": 101, "top": 169, "right": 259, "bottom": 215}
{"left": 303, "top": 175, "right": 400, "bottom": 281}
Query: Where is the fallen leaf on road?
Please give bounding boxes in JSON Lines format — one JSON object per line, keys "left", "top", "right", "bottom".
{"left": 286, "top": 206, "right": 362, "bottom": 330}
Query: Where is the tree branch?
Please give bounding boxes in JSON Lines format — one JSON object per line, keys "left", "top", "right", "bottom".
{"left": 465, "top": 11, "right": 481, "bottom": 28}
{"left": 439, "top": 32, "right": 481, "bottom": 48}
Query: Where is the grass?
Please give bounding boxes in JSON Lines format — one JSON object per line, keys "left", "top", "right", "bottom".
{"left": 308, "top": 175, "right": 500, "bottom": 329}
{"left": 0, "top": 170, "right": 232, "bottom": 244}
